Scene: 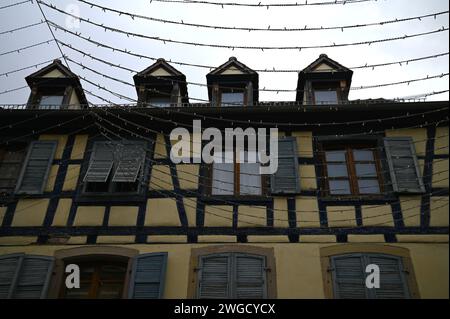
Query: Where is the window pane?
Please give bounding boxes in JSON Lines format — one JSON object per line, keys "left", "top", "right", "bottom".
{"left": 314, "top": 90, "right": 338, "bottom": 104}
{"left": 221, "top": 93, "right": 244, "bottom": 106}
{"left": 39, "top": 95, "right": 64, "bottom": 109}
{"left": 147, "top": 97, "right": 171, "bottom": 107}
{"left": 325, "top": 150, "right": 346, "bottom": 162}
{"left": 355, "top": 164, "right": 377, "bottom": 177}
{"left": 212, "top": 163, "right": 234, "bottom": 195}
{"left": 353, "top": 149, "right": 374, "bottom": 161}
{"left": 240, "top": 163, "right": 262, "bottom": 195}
{"left": 327, "top": 164, "right": 348, "bottom": 178}
{"left": 329, "top": 180, "right": 351, "bottom": 195}
{"left": 358, "top": 179, "right": 380, "bottom": 194}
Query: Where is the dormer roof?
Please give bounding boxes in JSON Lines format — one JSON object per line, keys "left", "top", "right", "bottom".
{"left": 296, "top": 54, "right": 353, "bottom": 102}
{"left": 133, "top": 58, "right": 188, "bottom": 103}
{"left": 206, "top": 57, "right": 259, "bottom": 102}
{"left": 25, "top": 59, "right": 88, "bottom": 106}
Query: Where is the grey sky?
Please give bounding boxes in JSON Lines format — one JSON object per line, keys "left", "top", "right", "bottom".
{"left": 0, "top": 0, "right": 449, "bottom": 105}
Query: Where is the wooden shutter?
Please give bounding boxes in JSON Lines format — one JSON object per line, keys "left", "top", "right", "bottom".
{"left": 198, "top": 254, "right": 231, "bottom": 299}
{"left": 234, "top": 254, "right": 266, "bottom": 299}
{"left": 330, "top": 254, "right": 368, "bottom": 299}
{"left": 270, "top": 137, "right": 300, "bottom": 194}
{"left": 112, "top": 144, "right": 145, "bottom": 183}
{"left": 0, "top": 254, "right": 54, "bottom": 299}
{"left": 330, "top": 253, "right": 411, "bottom": 299}
{"left": 84, "top": 142, "right": 115, "bottom": 183}
{"left": 367, "top": 255, "right": 410, "bottom": 299}
{"left": 15, "top": 141, "right": 57, "bottom": 194}
{"left": 0, "top": 254, "right": 22, "bottom": 298}
{"left": 128, "top": 253, "right": 168, "bottom": 299}
{"left": 384, "top": 137, "right": 425, "bottom": 193}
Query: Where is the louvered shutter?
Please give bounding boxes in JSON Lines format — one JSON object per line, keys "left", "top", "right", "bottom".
{"left": 198, "top": 254, "right": 231, "bottom": 299}
{"left": 211, "top": 85, "right": 219, "bottom": 107}
{"left": 15, "top": 141, "right": 57, "bottom": 194}
{"left": 330, "top": 254, "right": 368, "bottom": 299}
{"left": 367, "top": 255, "right": 410, "bottom": 299}
{"left": 12, "top": 255, "right": 54, "bottom": 299}
{"left": 234, "top": 254, "right": 266, "bottom": 299}
{"left": 112, "top": 143, "right": 145, "bottom": 183}
{"left": 271, "top": 137, "right": 300, "bottom": 194}
{"left": 84, "top": 142, "right": 115, "bottom": 182}
{"left": 384, "top": 137, "right": 425, "bottom": 193}
{"left": 0, "top": 254, "right": 22, "bottom": 298}
{"left": 128, "top": 253, "right": 168, "bottom": 299}
{"left": 0, "top": 254, "right": 53, "bottom": 299}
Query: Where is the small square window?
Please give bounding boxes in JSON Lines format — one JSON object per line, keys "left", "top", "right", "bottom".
{"left": 147, "top": 97, "right": 172, "bottom": 108}
{"left": 314, "top": 90, "right": 338, "bottom": 105}
{"left": 221, "top": 92, "right": 244, "bottom": 106}
{"left": 38, "top": 95, "right": 64, "bottom": 109}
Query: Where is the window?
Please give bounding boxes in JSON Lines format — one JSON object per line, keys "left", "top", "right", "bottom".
{"left": 38, "top": 95, "right": 64, "bottom": 109}
{"left": 188, "top": 246, "right": 277, "bottom": 299}
{"left": 147, "top": 96, "right": 172, "bottom": 108}
{"left": 63, "top": 261, "right": 127, "bottom": 299}
{"left": 50, "top": 248, "right": 168, "bottom": 299}
{"left": 321, "top": 144, "right": 383, "bottom": 196}
{"left": 210, "top": 151, "right": 263, "bottom": 196}
{"left": 314, "top": 90, "right": 338, "bottom": 105}
{"left": 15, "top": 141, "right": 57, "bottom": 195}
{"left": 329, "top": 253, "right": 411, "bottom": 299}
{"left": 221, "top": 92, "right": 244, "bottom": 107}
{"left": 0, "top": 254, "right": 54, "bottom": 299}
{"left": 197, "top": 253, "right": 266, "bottom": 299}
{"left": 270, "top": 137, "right": 300, "bottom": 194}
{"left": 0, "top": 144, "right": 27, "bottom": 194}
{"left": 83, "top": 141, "right": 146, "bottom": 195}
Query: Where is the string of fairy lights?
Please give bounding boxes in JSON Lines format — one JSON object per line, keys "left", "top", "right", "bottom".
{"left": 40, "top": 1, "right": 450, "bottom": 51}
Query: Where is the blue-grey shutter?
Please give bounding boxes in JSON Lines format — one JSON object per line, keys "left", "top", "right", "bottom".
{"left": 330, "top": 254, "right": 368, "bottom": 299}
{"left": 112, "top": 143, "right": 145, "bottom": 183}
{"left": 0, "top": 254, "right": 22, "bottom": 298}
{"left": 0, "top": 254, "right": 53, "bottom": 299}
{"left": 367, "top": 254, "right": 410, "bottom": 299}
{"left": 84, "top": 142, "right": 115, "bottom": 182}
{"left": 271, "top": 137, "right": 300, "bottom": 194}
{"left": 13, "top": 255, "right": 54, "bottom": 299}
{"left": 384, "top": 137, "right": 425, "bottom": 193}
{"left": 234, "top": 254, "right": 266, "bottom": 299}
{"left": 128, "top": 252, "right": 168, "bottom": 299}
{"left": 15, "top": 141, "right": 57, "bottom": 194}
{"left": 198, "top": 254, "right": 231, "bottom": 299}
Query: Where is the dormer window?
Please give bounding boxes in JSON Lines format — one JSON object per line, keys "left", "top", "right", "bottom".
{"left": 25, "top": 59, "right": 88, "bottom": 110}
{"left": 296, "top": 54, "right": 353, "bottom": 105}
{"left": 134, "top": 59, "right": 189, "bottom": 107}
{"left": 207, "top": 57, "right": 258, "bottom": 107}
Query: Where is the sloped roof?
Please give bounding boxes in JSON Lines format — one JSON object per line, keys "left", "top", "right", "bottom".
{"left": 208, "top": 56, "right": 257, "bottom": 75}
{"left": 301, "top": 53, "right": 352, "bottom": 73}
{"left": 25, "top": 59, "right": 79, "bottom": 84}
{"left": 135, "top": 58, "right": 185, "bottom": 78}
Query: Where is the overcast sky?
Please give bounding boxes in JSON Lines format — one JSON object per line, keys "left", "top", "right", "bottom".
{"left": 0, "top": 0, "right": 449, "bottom": 105}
